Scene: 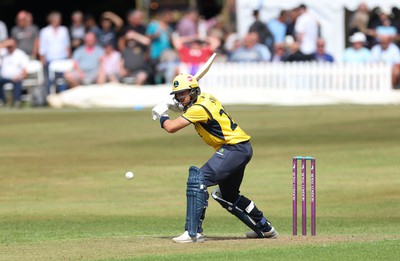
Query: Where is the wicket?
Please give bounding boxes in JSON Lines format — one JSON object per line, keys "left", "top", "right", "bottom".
{"left": 292, "top": 156, "right": 316, "bottom": 236}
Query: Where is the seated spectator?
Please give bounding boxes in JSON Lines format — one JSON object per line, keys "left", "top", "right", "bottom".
{"left": 11, "top": 10, "right": 39, "bottom": 58}
{"left": 69, "top": 10, "right": 85, "bottom": 51}
{"left": 224, "top": 32, "right": 241, "bottom": 60}
{"left": 64, "top": 32, "right": 104, "bottom": 88}
{"left": 229, "top": 32, "right": 270, "bottom": 62}
{"left": 172, "top": 34, "right": 220, "bottom": 75}
{"left": 283, "top": 41, "right": 315, "bottom": 62}
{"left": 271, "top": 42, "right": 288, "bottom": 62}
{"left": 313, "top": 38, "right": 334, "bottom": 62}
{"left": 156, "top": 49, "right": 179, "bottom": 85}
{"left": 120, "top": 30, "right": 151, "bottom": 85}
{"left": 98, "top": 11, "right": 123, "bottom": 49}
{"left": 371, "top": 35, "right": 400, "bottom": 88}
{"left": 0, "top": 38, "right": 29, "bottom": 108}
{"left": 366, "top": 8, "right": 400, "bottom": 47}
{"left": 97, "top": 42, "right": 121, "bottom": 84}
{"left": 343, "top": 32, "right": 372, "bottom": 63}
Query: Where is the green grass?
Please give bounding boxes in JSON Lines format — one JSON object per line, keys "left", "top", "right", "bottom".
{"left": 0, "top": 105, "right": 399, "bottom": 260}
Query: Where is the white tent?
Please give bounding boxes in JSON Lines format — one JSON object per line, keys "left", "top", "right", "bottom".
{"left": 236, "top": 0, "right": 399, "bottom": 61}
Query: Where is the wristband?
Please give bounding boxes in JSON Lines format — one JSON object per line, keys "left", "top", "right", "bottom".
{"left": 160, "top": 116, "right": 169, "bottom": 128}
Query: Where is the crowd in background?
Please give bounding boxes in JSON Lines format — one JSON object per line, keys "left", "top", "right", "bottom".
{"left": 0, "top": 3, "right": 400, "bottom": 108}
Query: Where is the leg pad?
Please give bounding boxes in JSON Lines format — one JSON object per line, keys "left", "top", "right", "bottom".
{"left": 186, "top": 166, "right": 208, "bottom": 238}
{"left": 211, "top": 188, "right": 266, "bottom": 238}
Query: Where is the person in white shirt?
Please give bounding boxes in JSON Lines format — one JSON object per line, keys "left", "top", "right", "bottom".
{"left": 371, "top": 35, "right": 400, "bottom": 88}
{"left": 0, "top": 38, "right": 29, "bottom": 108}
{"left": 39, "top": 11, "right": 71, "bottom": 95}
{"left": 294, "top": 4, "right": 319, "bottom": 55}
{"left": 0, "top": 20, "right": 8, "bottom": 42}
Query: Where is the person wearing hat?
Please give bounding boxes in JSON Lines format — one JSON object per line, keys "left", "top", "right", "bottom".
{"left": 151, "top": 73, "right": 279, "bottom": 243}
{"left": 98, "top": 11, "right": 123, "bottom": 49}
{"left": 343, "top": 32, "right": 372, "bottom": 63}
{"left": 366, "top": 7, "right": 400, "bottom": 47}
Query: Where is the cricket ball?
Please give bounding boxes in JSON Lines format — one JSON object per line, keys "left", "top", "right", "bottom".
{"left": 125, "top": 171, "right": 134, "bottom": 180}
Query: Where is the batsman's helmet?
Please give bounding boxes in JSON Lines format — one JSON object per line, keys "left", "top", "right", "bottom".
{"left": 170, "top": 73, "right": 201, "bottom": 110}
{"left": 170, "top": 73, "right": 199, "bottom": 94}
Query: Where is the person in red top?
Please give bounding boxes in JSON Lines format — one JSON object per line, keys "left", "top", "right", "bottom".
{"left": 172, "top": 35, "right": 220, "bottom": 75}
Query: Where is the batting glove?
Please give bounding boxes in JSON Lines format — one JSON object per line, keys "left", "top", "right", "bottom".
{"left": 152, "top": 102, "right": 169, "bottom": 121}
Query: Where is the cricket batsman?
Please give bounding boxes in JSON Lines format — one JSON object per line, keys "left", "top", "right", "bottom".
{"left": 152, "top": 72, "right": 278, "bottom": 243}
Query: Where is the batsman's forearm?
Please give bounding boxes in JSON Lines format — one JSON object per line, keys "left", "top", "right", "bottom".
{"left": 161, "top": 117, "right": 178, "bottom": 133}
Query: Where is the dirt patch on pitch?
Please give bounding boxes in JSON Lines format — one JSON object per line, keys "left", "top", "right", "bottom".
{"left": 204, "top": 234, "right": 399, "bottom": 246}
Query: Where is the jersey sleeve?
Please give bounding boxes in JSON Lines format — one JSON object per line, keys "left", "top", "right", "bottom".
{"left": 182, "top": 104, "right": 209, "bottom": 124}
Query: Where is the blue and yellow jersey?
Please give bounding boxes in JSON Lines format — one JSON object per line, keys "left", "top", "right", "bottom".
{"left": 182, "top": 93, "right": 250, "bottom": 150}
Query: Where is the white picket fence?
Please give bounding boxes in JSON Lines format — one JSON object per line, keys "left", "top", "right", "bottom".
{"left": 200, "top": 62, "right": 393, "bottom": 92}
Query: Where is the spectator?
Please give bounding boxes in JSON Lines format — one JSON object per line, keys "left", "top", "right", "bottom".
{"left": 98, "top": 11, "right": 123, "bottom": 49}
{"left": 172, "top": 35, "right": 220, "bottom": 75}
{"left": 146, "top": 9, "right": 174, "bottom": 83}
{"left": 84, "top": 13, "right": 102, "bottom": 39}
{"left": 39, "top": 11, "right": 71, "bottom": 95}
{"left": 97, "top": 42, "right": 121, "bottom": 84}
{"left": 64, "top": 32, "right": 104, "bottom": 88}
{"left": 371, "top": 35, "right": 400, "bottom": 88}
{"left": 155, "top": 49, "right": 179, "bottom": 85}
{"left": 118, "top": 9, "right": 147, "bottom": 51}
{"left": 224, "top": 32, "right": 241, "bottom": 59}
{"left": 271, "top": 42, "right": 288, "bottom": 62}
{"left": 175, "top": 8, "right": 199, "bottom": 37}
{"left": 206, "top": 14, "right": 229, "bottom": 54}
{"left": 69, "top": 10, "right": 85, "bottom": 51}
{"left": 295, "top": 4, "right": 319, "bottom": 55}
{"left": 313, "top": 38, "right": 334, "bottom": 62}
{"left": 367, "top": 7, "right": 400, "bottom": 47}
{"left": 120, "top": 30, "right": 151, "bottom": 85}
{"left": 268, "top": 10, "right": 289, "bottom": 44}
{"left": 348, "top": 2, "right": 370, "bottom": 36}
{"left": 11, "top": 10, "right": 39, "bottom": 58}
{"left": 248, "top": 9, "right": 274, "bottom": 52}
{"left": 374, "top": 8, "right": 398, "bottom": 37}
{"left": 283, "top": 41, "right": 315, "bottom": 62}
{"left": 343, "top": 32, "right": 372, "bottom": 63}
{"left": 0, "top": 38, "right": 29, "bottom": 108}
{"left": 286, "top": 7, "right": 300, "bottom": 40}
{"left": 229, "top": 32, "right": 270, "bottom": 62}
{"left": 0, "top": 20, "right": 8, "bottom": 42}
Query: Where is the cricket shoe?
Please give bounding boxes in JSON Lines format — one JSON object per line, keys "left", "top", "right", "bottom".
{"left": 172, "top": 231, "right": 205, "bottom": 243}
{"left": 245, "top": 226, "right": 279, "bottom": 239}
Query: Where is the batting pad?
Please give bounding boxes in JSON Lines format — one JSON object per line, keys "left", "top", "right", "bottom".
{"left": 186, "top": 166, "right": 208, "bottom": 238}
{"left": 211, "top": 187, "right": 266, "bottom": 238}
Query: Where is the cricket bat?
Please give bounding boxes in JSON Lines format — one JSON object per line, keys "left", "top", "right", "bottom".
{"left": 194, "top": 53, "right": 217, "bottom": 80}
{"left": 152, "top": 53, "right": 217, "bottom": 121}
